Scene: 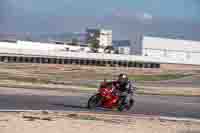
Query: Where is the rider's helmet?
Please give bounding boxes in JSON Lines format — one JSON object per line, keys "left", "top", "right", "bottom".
{"left": 117, "top": 73, "right": 128, "bottom": 85}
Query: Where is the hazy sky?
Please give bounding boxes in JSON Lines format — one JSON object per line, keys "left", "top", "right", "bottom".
{"left": 5, "top": 0, "right": 200, "bottom": 20}
{"left": 0, "top": 0, "right": 200, "bottom": 40}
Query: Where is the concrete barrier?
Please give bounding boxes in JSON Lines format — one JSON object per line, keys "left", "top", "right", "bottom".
{"left": 0, "top": 47, "right": 199, "bottom": 68}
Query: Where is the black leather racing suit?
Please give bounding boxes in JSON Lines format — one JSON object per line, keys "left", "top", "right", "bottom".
{"left": 112, "top": 80, "right": 136, "bottom": 104}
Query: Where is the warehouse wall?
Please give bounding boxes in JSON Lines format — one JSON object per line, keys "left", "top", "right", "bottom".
{"left": 143, "top": 49, "right": 165, "bottom": 57}
{"left": 143, "top": 36, "right": 200, "bottom": 52}
{"left": 142, "top": 36, "right": 200, "bottom": 61}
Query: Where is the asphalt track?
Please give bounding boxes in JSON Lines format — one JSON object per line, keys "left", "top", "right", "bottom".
{"left": 0, "top": 87, "right": 199, "bottom": 119}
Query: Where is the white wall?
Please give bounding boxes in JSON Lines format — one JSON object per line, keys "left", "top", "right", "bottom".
{"left": 143, "top": 49, "right": 188, "bottom": 61}
{"left": 189, "top": 52, "right": 200, "bottom": 61}
{"left": 166, "top": 51, "right": 187, "bottom": 61}
{"left": 0, "top": 41, "right": 67, "bottom": 51}
{"left": 17, "top": 41, "right": 66, "bottom": 50}
{"left": 143, "top": 49, "right": 165, "bottom": 57}
{"left": 142, "top": 36, "right": 200, "bottom": 61}
{"left": 143, "top": 36, "right": 200, "bottom": 52}
{"left": 0, "top": 40, "right": 102, "bottom": 53}
{"left": 118, "top": 47, "right": 130, "bottom": 55}
{"left": 65, "top": 45, "right": 82, "bottom": 51}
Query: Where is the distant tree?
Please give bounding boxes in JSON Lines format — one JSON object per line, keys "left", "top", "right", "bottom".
{"left": 89, "top": 39, "right": 100, "bottom": 53}
{"left": 104, "top": 46, "right": 115, "bottom": 53}
{"left": 25, "top": 35, "right": 33, "bottom": 41}
{"left": 25, "top": 32, "right": 32, "bottom": 41}
{"left": 114, "top": 49, "right": 119, "bottom": 54}
{"left": 71, "top": 38, "right": 79, "bottom": 45}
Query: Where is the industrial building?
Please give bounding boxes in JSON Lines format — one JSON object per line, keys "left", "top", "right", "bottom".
{"left": 112, "top": 40, "right": 131, "bottom": 55}
{"left": 0, "top": 31, "right": 200, "bottom": 69}
{"left": 86, "top": 28, "right": 112, "bottom": 47}
{"left": 142, "top": 36, "right": 200, "bottom": 61}
{"left": 115, "top": 35, "right": 200, "bottom": 62}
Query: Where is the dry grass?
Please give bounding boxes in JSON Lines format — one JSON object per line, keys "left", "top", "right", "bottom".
{"left": 0, "top": 63, "right": 198, "bottom": 96}
{"left": 0, "top": 63, "right": 194, "bottom": 83}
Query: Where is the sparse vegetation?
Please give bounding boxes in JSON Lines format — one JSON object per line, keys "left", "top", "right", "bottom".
{"left": 23, "top": 115, "right": 53, "bottom": 121}
{"left": 0, "top": 63, "right": 198, "bottom": 96}
{"left": 0, "top": 63, "right": 192, "bottom": 84}
{"left": 67, "top": 114, "right": 100, "bottom": 121}
{"left": 89, "top": 41, "right": 100, "bottom": 53}
{"left": 129, "top": 74, "right": 192, "bottom": 81}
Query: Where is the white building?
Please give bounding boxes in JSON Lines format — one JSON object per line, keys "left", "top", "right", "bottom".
{"left": 99, "top": 29, "right": 112, "bottom": 47}
{"left": 113, "top": 40, "right": 131, "bottom": 55}
{"left": 86, "top": 28, "right": 112, "bottom": 47}
{"left": 142, "top": 36, "right": 200, "bottom": 61}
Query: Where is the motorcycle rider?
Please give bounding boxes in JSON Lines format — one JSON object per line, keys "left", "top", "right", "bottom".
{"left": 112, "top": 73, "right": 136, "bottom": 106}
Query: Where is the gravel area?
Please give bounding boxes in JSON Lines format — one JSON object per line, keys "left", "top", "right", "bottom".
{"left": 0, "top": 112, "right": 199, "bottom": 133}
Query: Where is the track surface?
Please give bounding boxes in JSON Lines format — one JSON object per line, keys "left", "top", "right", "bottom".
{"left": 0, "top": 87, "right": 199, "bottom": 118}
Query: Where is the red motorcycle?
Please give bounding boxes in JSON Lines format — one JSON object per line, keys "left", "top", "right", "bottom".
{"left": 87, "top": 81, "right": 135, "bottom": 112}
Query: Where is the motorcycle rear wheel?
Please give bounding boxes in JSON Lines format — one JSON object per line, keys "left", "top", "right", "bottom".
{"left": 87, "top": 94, "right": 102, "bottom": 109}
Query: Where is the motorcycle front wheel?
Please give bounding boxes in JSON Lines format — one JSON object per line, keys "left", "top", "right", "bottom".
{"left": 118, "top": 98, "right": 135, "bottom": 112}
{"left": 87, "top": 94, "right": 102, "bottom": 109}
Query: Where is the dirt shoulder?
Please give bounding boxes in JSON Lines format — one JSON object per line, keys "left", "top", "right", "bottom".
{"left": 0, "top": 63, "right": 195, "bottom": 82}
{"left": 0, "top": 63, "right": 199, "bottom": 96}
{"left": 0, "top": 111, "right": 199, "bottom": 133}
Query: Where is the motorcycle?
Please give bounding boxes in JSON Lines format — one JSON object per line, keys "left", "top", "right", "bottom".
{"left": 87, "top": 81, "right": 135, "bottom": 112}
